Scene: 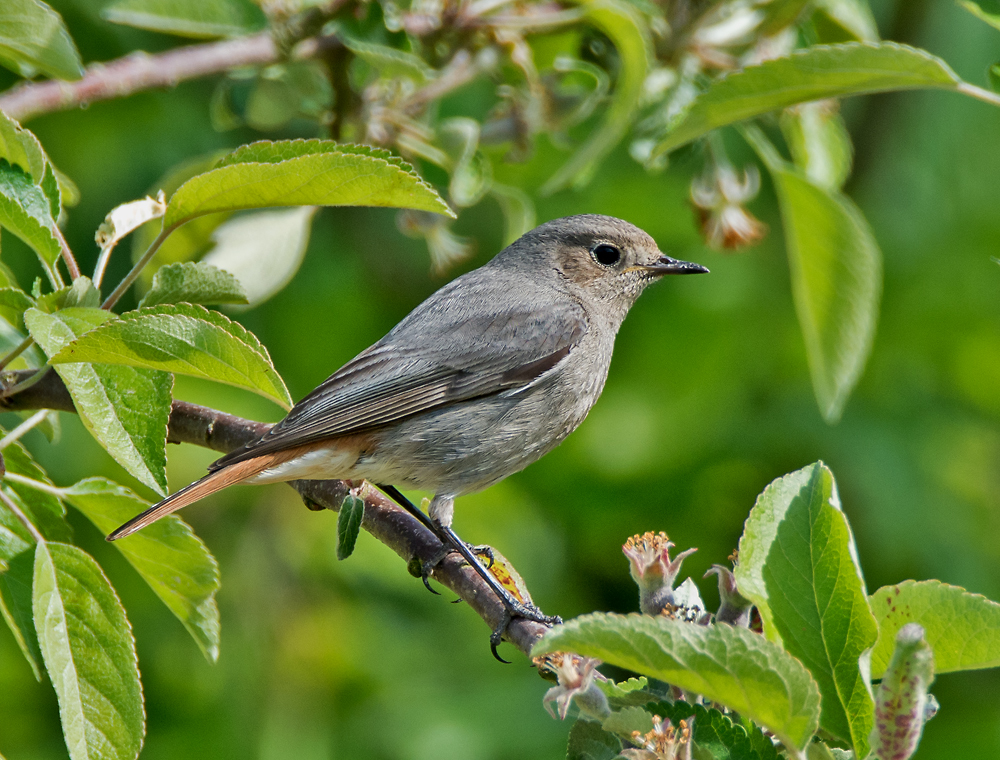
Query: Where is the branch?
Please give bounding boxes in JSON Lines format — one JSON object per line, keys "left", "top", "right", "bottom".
{"left": 0, "top": 33, "right": 335, "bottom": 123}
{"left": 0, "top": 368, "right": 550, "bottom": 659}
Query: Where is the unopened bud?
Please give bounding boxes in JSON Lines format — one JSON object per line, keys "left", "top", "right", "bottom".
{"left": 705, "top": 564, "right": 753, "bottom": 627}
{"left": 869, "top": 623, "right": 935, "bottom": 760}
{"left": 536, "top": 652, "right": 610, "bottom": 722}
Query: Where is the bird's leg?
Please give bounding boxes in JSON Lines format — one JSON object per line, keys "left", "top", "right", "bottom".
{"left": 385, "top": 487, "right": 561, "bottom": 661}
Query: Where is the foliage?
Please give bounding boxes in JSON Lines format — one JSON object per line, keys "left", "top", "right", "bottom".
{"left": 0, "top": 1, "right": 999, "bottom": 759}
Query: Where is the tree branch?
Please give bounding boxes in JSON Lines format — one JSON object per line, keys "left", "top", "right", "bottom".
{"left": 0, "top": 368, "right": 550, "bottom": 659}
{"left": 0, "top": 33, "right": 336, "bottom": 124}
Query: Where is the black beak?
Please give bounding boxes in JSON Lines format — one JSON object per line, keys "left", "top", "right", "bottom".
{"left": 643, "top": 255, "right": 709, "bottom": 276}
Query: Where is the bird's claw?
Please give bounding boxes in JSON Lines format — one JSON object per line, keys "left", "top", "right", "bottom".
{"left": 487, "top": 599, "right": 562, "bottom": 663}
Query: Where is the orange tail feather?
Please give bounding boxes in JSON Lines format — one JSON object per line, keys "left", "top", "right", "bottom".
{"left": 108, "top": 452, "right": 292, "bottom": 541}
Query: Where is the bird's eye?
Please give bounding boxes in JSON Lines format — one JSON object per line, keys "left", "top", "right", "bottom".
{"left": 592, "top": 244, "right": 622, "bottom": 267}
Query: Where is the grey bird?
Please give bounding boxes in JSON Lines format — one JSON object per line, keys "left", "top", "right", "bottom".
{"left": 109, "top": 214, "right": 707, "bottom": 652}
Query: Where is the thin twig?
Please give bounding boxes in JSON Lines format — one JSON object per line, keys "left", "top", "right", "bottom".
{"left": 0, "top": 487, "right": 45, "bottom": 543}
{"left": 3, "top": 471, "right": 64, "bottom": 498}
{"left": 0, "top": 369, "right": 551, "bottom": 659}
{"left": 0, "top": 410, "right": 51, "bottom": 450}
{"left": 0, "top": 34, "right": 279, "bottom": 123}
{"left": 51, "top": 224, "right": 81, "bottom": 280}
{"left": 0, "top": 336, "right": 36, "bottom": 372}
{"left": 101, "top": 226, "right": 172, "bottom": 310}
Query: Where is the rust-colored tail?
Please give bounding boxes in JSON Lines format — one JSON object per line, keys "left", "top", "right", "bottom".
{"left": 108, "top": 454, "right": 284, "bottom": 541}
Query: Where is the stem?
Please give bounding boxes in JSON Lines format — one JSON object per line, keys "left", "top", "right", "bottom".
{"left": 52, "top": 224, "right": 81, "bottom": 280}
{"left": 0, "top": 336, "right": 36, "bottom": 372}
{"left": 956, "top": 81, "right": 1000, "bottom": 108}
{"left": 0, "top": 367, "right": 52, "bottom": 401}
{"left": 0, "top": 410, "right": 50, "bottom": 450}
{"left": 0, "top": 487, "right": 45, "bottom": 543}
{"left": 3, "top": 471, "right": 64, "bottom": 498}
{"left": 92, "top": 243, "right": 114, "bottom": 289}
{"left": 101, "top": 226, "right": 173, "bottom": 310}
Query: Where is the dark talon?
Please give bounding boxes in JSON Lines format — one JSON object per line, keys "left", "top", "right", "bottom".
{"left": 490, "top": 610, "right": 513, "bottom": 663}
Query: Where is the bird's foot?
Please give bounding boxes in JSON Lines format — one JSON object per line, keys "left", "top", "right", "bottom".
{"left": 488, "top": 602, "right": 562, "bottom": 663}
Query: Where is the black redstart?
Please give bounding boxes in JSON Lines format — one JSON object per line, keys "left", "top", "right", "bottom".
{"left": 109, "top": 214, "right": 707, "bottom": 648}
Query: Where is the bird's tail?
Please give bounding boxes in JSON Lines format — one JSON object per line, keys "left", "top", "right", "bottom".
{"left": 107, "top": 454, "right": 286, "bottom": 541}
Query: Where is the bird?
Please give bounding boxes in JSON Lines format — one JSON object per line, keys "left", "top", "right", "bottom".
{"left": 109, "top": 214, "right": 707, "bottom": 651}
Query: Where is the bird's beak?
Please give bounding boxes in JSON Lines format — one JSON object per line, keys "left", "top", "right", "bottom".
{"left": 640, "top": 254, "right": 710, "bottom": 276}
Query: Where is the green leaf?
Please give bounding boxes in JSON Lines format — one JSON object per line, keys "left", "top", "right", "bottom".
{"left": 0, "top": 549, "right": 43, "bottom": 679}
{"left": 780, "top": 101, "right": 854, "bottom": 191}
{"left": 566, "top": 718, "right": 622, "bottom": 760}
{"left": 0, "top": 0, "right": 83, "bottom": 80}
{"left": 139, "top": 261, "right": 248, "bottom": 308}
{"left": 163, "top": 140, "right": 453, "bottom": 230}
{"left": 595, "top": 675, "right": 652, "bottom": 708}
{"left": 734, "top": 462, "right": 878, "bottom": 756}
{"left": 61, "top": 477, "right": 221, "bottom": 662}
{"left": 336, "top": 494, "right": 364, "bottom": 561}
{"left": 652, "top": 701, "right": 779, "bottom": 760}
{"left": 812, "top": 0, "right": 880, "bottom": 43}
{"left": 33, "top": 541, "right": 144, "bottom": 760}
{"left": 869, "top": 580, "right": 1000, "bottom": 677}
{"left": 541, "top": 0, "right": 650, "bottom": 194}
{"left": 0, "top": 159, "right": 62, "bottom": 269}
{"left": 869, "top": 624, "right": 934, "bottom": 760}
{"left": 49, "top": 303, "right": 292, "bottom": 409}
{"left": 0, "top": 287, "right": 35, "bottom": 327}
{"left": 200, "top": 207, "right": 315, "bottom": 308}
{"left": 103, "top": 0, "right": 266, "bottom": 39}
{"left": 533, "top": 612, "right": 821, "bottom": 751}
{"left": 25, "top": 307, "right": 172, "bottom": 496}
{"left": 2, "top": 439, "right": 72, "bottom": 542}
{"left": 746, "top": 126, "right": 881, "bottom": 422}
{"left": 989, "top": 62, "right": 1000, "bottom": 93}
{"left": 601, "top": 705, "right": 653, "bottom": 738}
{"left": 654, "top": 43, "right": 960, "bottom": 156}
{"left": 0, "top": 110, "right": 47, "bottom": 181}
{"left": 959, "top": 0, "right": 1000, "bottom": 32}
{"left": 342, "top": 37, "right": 433, "bottom": 83}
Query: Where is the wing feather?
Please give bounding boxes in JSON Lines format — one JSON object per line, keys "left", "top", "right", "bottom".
{"left": 211, "top": 277, "right": 587, "bottom": 469}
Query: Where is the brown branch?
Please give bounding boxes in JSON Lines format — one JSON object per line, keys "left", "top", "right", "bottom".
{"left": 0, "top": 368, "right": 550, "bottom": 659}
{"left": 0, "top": 33, "right": 311, "bottom": 124}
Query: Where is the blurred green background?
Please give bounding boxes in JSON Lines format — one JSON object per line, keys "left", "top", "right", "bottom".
{"left": 2, "top": 1, "right": 1000, "bottom": 758}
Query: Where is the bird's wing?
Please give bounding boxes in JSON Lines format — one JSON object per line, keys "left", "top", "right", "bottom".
{"left": 211, "top": 281, "right": 587, "bottom": 469}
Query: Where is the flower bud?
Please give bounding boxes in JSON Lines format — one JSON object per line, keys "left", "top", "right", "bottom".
{"left": 535, "top": 652, "right": 610, "bottom": 722}
{"left": 690, "top": 164, "right": 767, "bottom": 251}
{"left": 869, "top": 623, "right": 935, "bottom": 760}
{"left": 704, "top": 564, "right": 753, "bottom": 627}
{"left": 623, "top": 532, "right": 697, "bottom": 616}
{"left": 621, "top": 714, "right": 693, "bottom": 760}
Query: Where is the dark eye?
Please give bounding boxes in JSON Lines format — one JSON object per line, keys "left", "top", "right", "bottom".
{"left": 592, "top": 244, "right": 622, "bottom": 267}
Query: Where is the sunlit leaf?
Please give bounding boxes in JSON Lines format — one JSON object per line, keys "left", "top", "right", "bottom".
{"left": 62, "top": 478, "right": 221, "bottom": 662}
{"left": 139, "top": 261, "right": 248, "bottom": 308}
{"left": 533, "top": 612, "right": 821, "bottom": 751}
{"left": 95, "top": 195, "right": 167, "bottom": 284}
{"left": 0, "top": 110, "right": 47, "bottom": 181}
{"left": 0, "top": 0, "right": 83, "bottom": 80}
{"left": 103, "top": 0, "right": 266, "bottom": 38}
{"left": 25, "top": 307, "right": 172, "bottom": 496}
{"left": 163, "top": 140, "right": 454, "bottom": 230}
{"left": 33, "top": 541, "right": 144, "bottom": 760}
{"left": 0, "top": 286, "right": 35, "bottom": 327}
{"left": 654, "top": 43, "right": 960, "bottom": 156}
{"left": 200, "top": 207, "right": 314, "bottom": 308}
{"left": 735, "top": 461, "right": 878, "bottom": 756}
{"left": 49, "top": 303, "right": 292, "bottom": 409}
{"left": 746, "top": 126, "right": 881, "bottom": 422}
{"left": 541, "top": 0, "right": 650, "bottom": 194}
{"left": 0, "top": 159, "right": 62, "bottom": 269}
{"left": 869, "top": 580, "right": 1000, "bottom": 677}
